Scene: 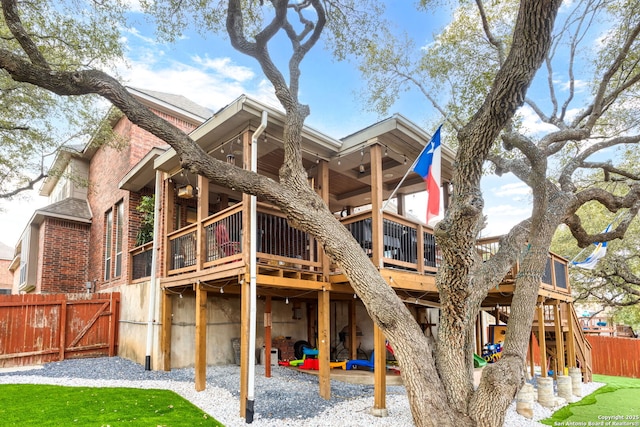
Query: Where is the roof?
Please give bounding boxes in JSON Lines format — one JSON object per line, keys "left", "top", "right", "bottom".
{"left": 33, "top": 198, "right": 92, "bottom": 223}
{"left": 128, "top": 87, "right": 213, "bottom": 122}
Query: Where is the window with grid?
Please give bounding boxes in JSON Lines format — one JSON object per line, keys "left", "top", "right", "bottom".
{"left": 104, "top": 208, "right": 113, "bottom": 280}
{"left": 114, "top": 201, "right": 124, "bottom": 277}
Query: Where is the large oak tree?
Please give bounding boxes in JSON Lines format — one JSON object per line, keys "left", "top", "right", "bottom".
{"left": 2, "top": 1, "right": 640, "bottom": 426}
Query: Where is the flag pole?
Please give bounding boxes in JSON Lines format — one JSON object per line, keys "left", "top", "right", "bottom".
{"left": 380, "top": 160, "right": 418, "bottom": 213}
{"left": 380, "top": 125, "right": 441, "bottom": 213}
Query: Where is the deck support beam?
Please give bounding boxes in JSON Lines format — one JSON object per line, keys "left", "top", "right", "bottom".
{"left": 529, "top": 332, "right": 535, "bottom": 379}
{"left": 553, "top": 303, "right": 565, "bottom": 375}
{"left": 195, "top": 284, "right": 207, "bottom": 391}
{"left": 349, "top": 299, "right": 357, "bottom": 360}
{"left": 265, "top": 296, "right": 272, "bottom": 377}
{"left": 537, "top": 303, "right": 547, "bottom": 377}
{"left": 318, "top": 289, "right": 331, "bottom": 399}
{"left": 373, "top": 323, "right": 387, "bottom": 415}
{"left": 566, "top": 302, "right": 576, "bottom": 368}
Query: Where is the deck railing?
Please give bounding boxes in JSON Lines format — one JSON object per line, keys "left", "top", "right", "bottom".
{"left": 166, "top": 202, "right": 320, "bottom": 276}
{"left": 129, "top": 241, "right": 154, "bottom": 281}
{"left": 203, "top": 205, "right": 243, "bottom": 268}
{"left": 476, "top": 237, "right": 570, "bottom": 294}
{"left": 160, "top": 201, "right": 570, "bottom": 293}
{"left": 340, "top": 210, "right": 438, "bottom": 273}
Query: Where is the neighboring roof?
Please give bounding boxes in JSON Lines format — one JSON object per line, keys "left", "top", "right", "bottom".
{"left": 32, "top": 198, "right": 92, "bottom": 224}
{"left": 0, "top": 241, "right": 13, "bottom": 260}
{"left": 128, "top": 87, "right": 213, "bottom": 122}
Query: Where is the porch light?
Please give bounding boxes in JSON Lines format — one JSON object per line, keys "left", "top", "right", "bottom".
{"left": 177, "top": 184, "right": 194, "bottom": 199}
{"left": 226, "top": 153, "right": 236, "bottom": 166}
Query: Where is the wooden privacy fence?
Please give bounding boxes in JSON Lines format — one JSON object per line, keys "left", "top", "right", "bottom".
{"left": 0, "top": 293, "right": 120, "bottom": 368}
{"left": 586, "top": 335, "right": 640, "bottom": 378}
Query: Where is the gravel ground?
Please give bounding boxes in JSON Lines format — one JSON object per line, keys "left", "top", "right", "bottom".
{"left": 0, "top": 357, "right": 604, "bottom": 426}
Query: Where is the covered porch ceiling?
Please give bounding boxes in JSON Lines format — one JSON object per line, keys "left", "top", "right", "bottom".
{"left": 122, "top": 95, "right": 455, "bottom": 216}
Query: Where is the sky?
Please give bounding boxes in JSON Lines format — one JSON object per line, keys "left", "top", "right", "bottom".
{"left": 0, "top": 1, "right": 587, "bottom": 247}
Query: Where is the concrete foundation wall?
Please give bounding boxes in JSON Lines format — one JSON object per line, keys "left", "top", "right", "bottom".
{"left": 116, "top": 283, "right": 442, "bottom": 370}
{"left": 116, "top": 281, "right": 311, "bottom": 369}
{"left": 114, "top": 280, "right": 160, "bottom": 368}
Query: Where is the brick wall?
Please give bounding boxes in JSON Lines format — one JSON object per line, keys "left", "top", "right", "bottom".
{"left": 39, "top": 218, "right": 90, "bottom": 294}
{"left": 86, "top": 110, "right": 202, "bottom": 290}
{"left": 88, "top": 116, "right": 167, "bottom": 290}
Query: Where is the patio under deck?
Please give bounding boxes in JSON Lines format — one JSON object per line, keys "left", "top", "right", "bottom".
{"left": 289, "top": 365, "right": 404, "bottom": 386}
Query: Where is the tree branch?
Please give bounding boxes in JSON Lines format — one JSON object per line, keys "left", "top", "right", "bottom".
{"left": 1, "top": 0, "right": 50, "bottom": 68}
{"left": 475, "top": 0, "right": 505, "bottom": 65}
{"left": 565, "top": 195, "right": 640, "bottom": 247}
{"left": 573, "top": 19, "right": 640, "bottom": 130}
{"left": 0, "top": 172, "right": 46, "bottom": 198}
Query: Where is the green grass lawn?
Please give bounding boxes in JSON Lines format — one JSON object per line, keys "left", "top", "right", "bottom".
{"left": 541, "top": 374, "right": 640, "bottom": 426}
{"left": 0, "top": 384, "right": 224, "bottom": 426}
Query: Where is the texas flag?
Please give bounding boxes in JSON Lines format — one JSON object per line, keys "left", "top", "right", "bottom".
{"left": 412, "top": 125, "right": 442, "bottom": 226}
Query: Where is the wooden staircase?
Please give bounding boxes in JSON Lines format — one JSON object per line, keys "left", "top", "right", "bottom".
{"left": 531, "top": 302, "right": 592, "bottom": 382}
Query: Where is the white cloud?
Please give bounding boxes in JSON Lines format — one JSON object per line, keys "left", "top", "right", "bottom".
{"left": 121, "top": 0, "right": 144, "bottom": 13}
{"left": 120, "top": 26, "right": 157, "bottom": 45}
{"left": 192, "top": 56, "right": 255, "bottom": 82}
{"left": 492, "top": 182, "right": 531, "bottom": 198}
{"left": 482, "top": 204, "right": 531, "bottom": 236}
{"left": 516, "top": 105, "right": 559, "bottom": 136}
{"left": 560, "top": 79, "right": 589, "bottom": 93}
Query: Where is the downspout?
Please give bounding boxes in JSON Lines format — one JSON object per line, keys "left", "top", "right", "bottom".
{"left": 145, "top": 170, "right": 162, "bottom": 370}
{"left": 246, "top": 111, "right": 267, "bottom": 423}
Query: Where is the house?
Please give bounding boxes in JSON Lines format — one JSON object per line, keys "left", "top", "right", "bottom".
{"left": 11, "top": 89, "right": 591, "bottom": 415}
{"left": 0, "top": 242, "right": 12, "bottom": 294}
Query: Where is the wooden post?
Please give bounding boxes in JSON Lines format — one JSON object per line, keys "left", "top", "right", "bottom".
{"left": 318, "top": 159, "right": 331, "bottom": 282}
{"left": 475, "top": 314, "right": 482, "bottom": 356}
{"left": 161, "top": 290, "right": 172, "bottom": 371}
{"left": 553, "top": 303, "right": 565, "bottom": 374}
{"left": 265, "top": 296, "right": 272, "bottom": 378}
{"left": 318, "top": 289, "right": 331, "bottom": 399}
{"left": 59, "top": 296, "right": 67, "bottom": 361}
{"left": 529, "top": 332, "right": 535, "bottom": 379}
{"left": 349, "top": 299, "right": 357, "bottom": 360}
{"left": 163, "top": 176, "right": 175, "bottom": 274}
{"left": 108, "top": 293, "right": 118, "bottom": 357}
{"left": 373, "top": 323, "right": 387, "bottom": 414}
{"left": 538, "top": 303, "right": 547, "bottom": 377}
{"left": 416, "top": 223, "right": 425, "bottom": 274}
{"left": 566, "top": 303, "right": 576, "bottom": 368}
{"left": 370, "top": 143, "right": 384, "bottom": 269}
{"left": 196, "top": 175, "right": 209, "bottom": 271}
{"left": 195, "top": 284, "right": 207, "bottom": 391}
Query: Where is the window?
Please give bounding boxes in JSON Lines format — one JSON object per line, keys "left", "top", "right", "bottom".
{"left": 114, "top": 201, "right": 124, "bottom": 277}
{"left": 186, "top": 207, "right": 197, "bottom": 224}
{"left": 104, "top": 209, "right": 113, "bottom": 280}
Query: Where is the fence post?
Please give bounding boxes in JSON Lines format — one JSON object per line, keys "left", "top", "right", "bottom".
{"left": 58, "top": 295, "right": 67, "bottom": 361}
{"left": 108, "top": 293, "right": 118, "bottom": 357}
